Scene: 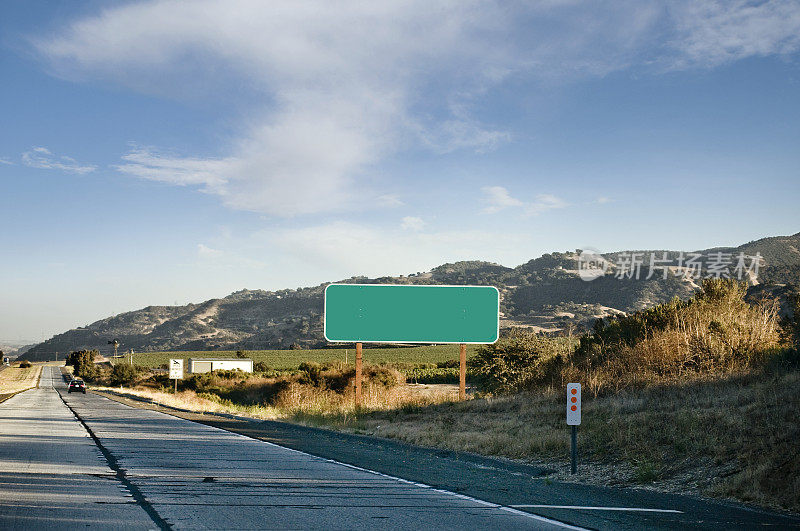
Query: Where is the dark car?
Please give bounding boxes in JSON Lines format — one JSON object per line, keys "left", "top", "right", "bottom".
{"left": 68, "top": 379, "right": 86, "bottom": 394}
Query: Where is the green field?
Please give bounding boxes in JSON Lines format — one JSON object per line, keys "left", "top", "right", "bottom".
{"left": 113, "top": 345, "right": 479, "bottom": 370}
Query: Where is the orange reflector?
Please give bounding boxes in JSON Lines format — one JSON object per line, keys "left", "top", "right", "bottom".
{"left": 571, "top": 405, "right": 577, "bottom": 411}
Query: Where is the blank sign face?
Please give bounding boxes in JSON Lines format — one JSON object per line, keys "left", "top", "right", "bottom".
{"left": 324, "top": 284, "right": 499, "bottom": 344}
{"left": 567, "top": 383, "right": 581, "bottom": 425}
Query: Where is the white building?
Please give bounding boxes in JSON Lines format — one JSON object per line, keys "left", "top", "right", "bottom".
{"left": 187, "top": 358, "right": 253, "bottom": 374}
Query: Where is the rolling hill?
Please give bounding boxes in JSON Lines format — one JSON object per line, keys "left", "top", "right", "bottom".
{"left": 20, "top": 231, "right": 800, "bottom": 361}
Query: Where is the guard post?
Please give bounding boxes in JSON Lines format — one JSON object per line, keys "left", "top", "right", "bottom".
{"left": 566, "top": 382, "right": 581, "bottom": 474}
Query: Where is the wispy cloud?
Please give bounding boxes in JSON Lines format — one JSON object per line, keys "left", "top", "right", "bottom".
{"left": 482, "top": 186, "right": 523, "bottom": 214}
{"left": 667, "top": 0, "right": 800, "bottom": 69}
{"left": 0, "top": 156, "right": 14, "bottom": 166}
{"left": 400, "top": 216, "right": 425, "bottom": 231}
{"left": 21, "top": 147, "right": 96, "bottom": 174}
{"left": 482, "top": 186, "right": 567, "bottom": 216}
{"left": 197, "top": 244, "right": 223, "bottom": 258}
{"left": 267, "top": 221, "right": 530, "bottom": 277}
{"left": 595, "top": 196, "right": 613, "bottom": 204}
{"left": 526, "top": 194, "right": 568, "bottom": 216}
{"left": 115, "top": 147, "right": 228, "bottom": 190}
{"left": 33, "top": 1, "right": 800, "bottom": 215}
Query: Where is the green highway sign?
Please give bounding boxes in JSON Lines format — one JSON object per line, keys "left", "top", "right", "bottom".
{"left": 324, "top": 284, "right": 499, "bottom": 344}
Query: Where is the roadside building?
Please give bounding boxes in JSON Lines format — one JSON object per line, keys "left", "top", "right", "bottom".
{"left": 187, "top": 358, "right": 253, "bottom": 374}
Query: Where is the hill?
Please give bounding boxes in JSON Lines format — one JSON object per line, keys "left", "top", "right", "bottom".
{"left": 20, "top": 231, "right": 800, "bottom": 361}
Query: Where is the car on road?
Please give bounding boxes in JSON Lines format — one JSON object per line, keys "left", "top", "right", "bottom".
{"left": 68, "top": 379, "right": 86, "bottom": 394}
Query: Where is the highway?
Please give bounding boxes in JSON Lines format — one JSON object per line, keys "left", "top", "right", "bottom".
{"left": 0, "top": 366, "right": 798, "bottom": 530}
{"left": 0, "top": 367, "right": 572, "bottom": 529}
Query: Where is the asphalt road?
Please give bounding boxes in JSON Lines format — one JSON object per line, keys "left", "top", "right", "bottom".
{"left": 1, "top": 367, "right": 798, "bottom": 530}
{"left": 0, "top": 367, "right": 572, "bottom": 530}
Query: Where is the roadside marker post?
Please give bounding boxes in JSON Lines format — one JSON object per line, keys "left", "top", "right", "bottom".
{"left": 169, "top": 359, "right": 184, "bottom": 393}
{"left": 323, "top": 284, "right": 499, "bottom": 408}
{"left": 566, "top": 383, "right": 581, "bottom": 474}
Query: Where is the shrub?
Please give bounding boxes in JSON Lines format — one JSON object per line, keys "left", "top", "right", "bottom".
{"left": 253, "top": 361, "right": 277, "bottom": 374}
{"left": 66, "top": 350, "right": 99, "bottom": 381}
{"left": 110, "top": 364, "right": 141, "bottom": 386}
{"left": 405, "top": 367, "right": 460, "bottom": 384}
{"left": 470, "top": 329, "right": 570, "bottom": 393}
{"left": 19, "top": 360, "right": 32, "bottom": 368}
{"left": 568, "top": 278, "right": 781, "bottom": 395}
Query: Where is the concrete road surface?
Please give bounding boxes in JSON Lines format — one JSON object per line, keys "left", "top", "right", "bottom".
{"left": 1, "top": 367, "right": 798, "bottom": 530}
{"left": 0, "top": 367, "right": 573, "bottom": 530}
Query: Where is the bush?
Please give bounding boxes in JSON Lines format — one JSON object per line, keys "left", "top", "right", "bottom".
{"left": 470, "top": 329, "right": 570, "bottom": 393}
{"left": 19, "top": 360, "right": 32, "bottom": 368}
{"left": 567, "top": 278, "right": 782, "bottom": 395}
{"left": 66, "top": 350, "right": 99, "bottom": 381}
{"left": 110, "top": 364, "right": 141, "bottom": 386}
{"left": 254, "top": 361, "right": 273, "bottom": 373}
{"left": 405, "top": 367, "right": 460, "bottom": 384}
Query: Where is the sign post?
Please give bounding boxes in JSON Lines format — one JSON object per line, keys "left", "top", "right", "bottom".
{"left": 459, "top": 343, "right": 466, "bottom": 401}
{"left": 355, "top": 342, "right": 363, "bottom": 408}
{"left": 324, "top": 284, "right": 499, "bottom": 408}
{"left": 566, "top": 383, "right": 581, "bottom": 474}
{"left": 169, "top": 359, "right": 184, "bottom": 393}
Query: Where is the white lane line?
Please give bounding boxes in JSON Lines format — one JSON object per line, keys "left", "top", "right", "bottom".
{"left": 215, "top": 430, "right": 588, "bottom": 529}
{"left": 511, "top": 505, "right": 682, "bottom": 513}
{"left": 97, "top": 393, "right": 588, "bottom": 530}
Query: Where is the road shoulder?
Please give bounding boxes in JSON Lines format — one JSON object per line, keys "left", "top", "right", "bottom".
{"left": 91, "top": 388, "right": 800, "bottom": 531}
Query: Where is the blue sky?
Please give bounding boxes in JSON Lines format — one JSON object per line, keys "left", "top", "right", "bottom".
{"left": 1, "top": 0, "right": 799, "bottom": 340}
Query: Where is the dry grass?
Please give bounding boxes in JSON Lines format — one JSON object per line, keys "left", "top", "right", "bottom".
{"left": 99, "top": 356, "right": 800, "bottom": 512}
{"left": 94, "top": 386, "right": 283, "bottom": 419}
{"left": 95, "top": 380, "right": 458, "bottom": 425}
{"left": 563, "top": 280, "right": 782, "bottom": 396}
{"left": 0, "top": 364, "right": 42, "bottom": 394}
{"left": 334, "top": 367, "right": 800, "bottom": 513}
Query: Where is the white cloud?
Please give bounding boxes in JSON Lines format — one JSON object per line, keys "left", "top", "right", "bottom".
{"left": 667, "top": 0, "right": 800, "bottom": 69}
{"left": 197, "top": 244, "right": 223, "bottom": 258}
{"left": 117, "top": 147, "right": 229, "bottom": 190}
{"left": 36, "top": 1, "right": 518, "bottom": 216}
{"left": 21, "top": 147, "right": 96, "bottom": 174}
{"left": 377, "top": 195, "right": 404, "bottom": 207}
{"left": 595, "top": 196, "right": 613, "bottom": 204}
{"left": 482, "top": 186, "right": 523, "bottom": 214}
{"left": 400, "top": 216, "right": 425, "bottom": 231}
{"left": 33, "top": 1, "right": 800, "bottom": 215}
{"left": 267, "top": 221, "right": 530, "bottom": 278}
{"left": 482, "top": 186, "right": 566, "bottom": 216}
{"left": 527, "top": 194, "right": 568, "bottom": 216}
{"left": 0, "top": 157, "right": 14, "bottom": 165}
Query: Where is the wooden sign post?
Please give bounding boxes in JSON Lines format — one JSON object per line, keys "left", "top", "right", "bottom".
{"left": 355, "top": 342, "right": 363, "bottom": 408}
{"left": 459, "top": 343, "right": 466, "bottom": 401}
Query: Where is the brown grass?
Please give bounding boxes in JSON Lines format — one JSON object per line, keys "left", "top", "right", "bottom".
{"left": 563, "top": 280, "right": 782, "bottom": 396}
{"left": 0, "top": 364, "right": 42, "bottom": 394}
{"left": 333, "top": 367, "right": 800, "bottom": 513}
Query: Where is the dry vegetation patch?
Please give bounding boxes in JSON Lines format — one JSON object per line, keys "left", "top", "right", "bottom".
{"left": 0, "top": 363, "right": 42, "bottom": 395}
